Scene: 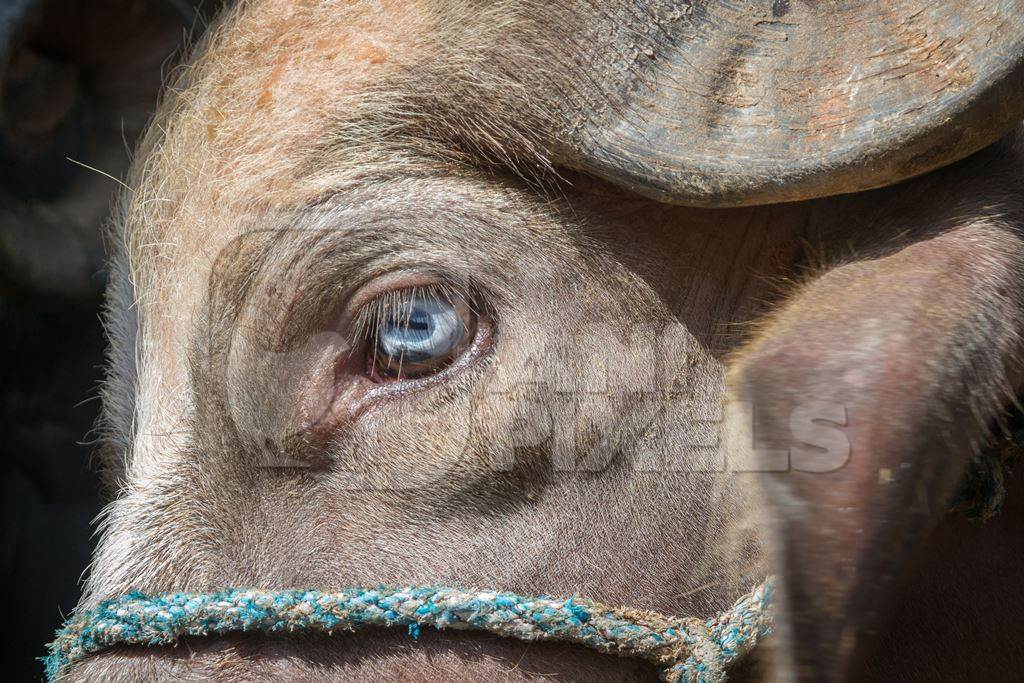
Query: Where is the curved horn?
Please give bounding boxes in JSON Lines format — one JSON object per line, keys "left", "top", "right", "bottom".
{"left": 567, "top": 1, "right": 1024, "bottom": 206}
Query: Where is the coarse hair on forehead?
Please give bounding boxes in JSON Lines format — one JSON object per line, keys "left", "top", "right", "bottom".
{"left": 94, "top": 0, "right": 666, "bottom": 483}
{"left": 113, "top": 0, "right": 669, "bottom": 245}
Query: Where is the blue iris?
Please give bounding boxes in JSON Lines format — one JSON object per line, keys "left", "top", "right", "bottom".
{"left": 376, "top": 294, "right": 465, "bottom": 366}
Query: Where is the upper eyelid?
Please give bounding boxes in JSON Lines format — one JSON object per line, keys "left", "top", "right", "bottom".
{"left": 344, "top": 270, "right": 452, "bottom": 312}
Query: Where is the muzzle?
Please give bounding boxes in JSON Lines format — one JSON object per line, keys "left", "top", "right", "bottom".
{"left": 46, "top": 427, "right": 1017, "bottom": 681}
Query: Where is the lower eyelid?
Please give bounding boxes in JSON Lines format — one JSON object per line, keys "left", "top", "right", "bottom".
{"left": 304, "top": 311, "right": 494, "bottom": 440}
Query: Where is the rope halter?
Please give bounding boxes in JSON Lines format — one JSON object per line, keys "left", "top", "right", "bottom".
{"left": 46, "top": 580, "right": 773, "bottom": 682}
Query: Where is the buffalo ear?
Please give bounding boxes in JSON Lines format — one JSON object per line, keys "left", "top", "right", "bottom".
{"left": 726, "top": 220, "right": 1024, "bottom": 680}
{"left": 0, "top": 0, "right": 208, "bottom": 296}
{"left": 558, "top": 1, "right": 1024, "bottom": 206}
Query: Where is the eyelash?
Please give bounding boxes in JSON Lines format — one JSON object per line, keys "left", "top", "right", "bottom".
{"left": 351, "top": 283, "right": 459, "bottom": 342}
{"left": 350, "top": 282, "right": 485, "bottom": 382}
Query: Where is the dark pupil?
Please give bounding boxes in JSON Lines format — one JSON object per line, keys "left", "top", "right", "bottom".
{"left": 376, "top": 295, "right": 464, "bottom": 366}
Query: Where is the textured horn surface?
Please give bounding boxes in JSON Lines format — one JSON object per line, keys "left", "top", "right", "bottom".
{"left": 566, "top": 0, "right": 1024, "bottom": 206}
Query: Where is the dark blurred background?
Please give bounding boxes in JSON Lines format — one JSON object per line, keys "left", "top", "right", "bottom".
{"left": 0, "top": 2, "right": 222, "bottom": 678}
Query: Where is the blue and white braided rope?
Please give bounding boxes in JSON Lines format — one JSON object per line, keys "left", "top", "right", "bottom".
{"left": 46, "top": 580, "right": 773, "bottom": 681}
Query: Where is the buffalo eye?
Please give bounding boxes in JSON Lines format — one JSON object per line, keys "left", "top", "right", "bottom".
{"left": 364, "top": 287, "right": 477, "bottom": 381}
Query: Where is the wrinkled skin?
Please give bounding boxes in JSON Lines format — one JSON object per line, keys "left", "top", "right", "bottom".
{"left": 66, "top": 1, "right": 1024, "bottom": 681}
